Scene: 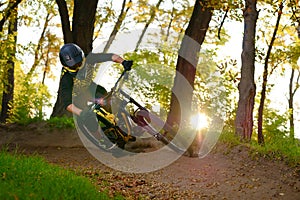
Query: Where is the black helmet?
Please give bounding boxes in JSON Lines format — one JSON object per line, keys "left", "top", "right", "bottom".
{"left": 59, "top": 43, "right": 84, "bottom": 68}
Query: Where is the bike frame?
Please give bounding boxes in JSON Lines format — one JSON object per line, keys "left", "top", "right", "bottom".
{"left": 81, "top": 70, "right": 186, "bottom": 153}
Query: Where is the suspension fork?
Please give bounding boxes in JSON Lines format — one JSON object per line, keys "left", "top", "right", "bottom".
{"left": 115, "top": 100, "right": 135, "bottom": 141}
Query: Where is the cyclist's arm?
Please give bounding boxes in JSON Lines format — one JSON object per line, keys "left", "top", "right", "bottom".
{"left": 85, "top": 53, "right": 124, "bottom": 64}
{"left": 66, "top": 104, "right": 82, "bottom": 116}
{"left": 60, "top": 72, "right": 83, "bottom": 116}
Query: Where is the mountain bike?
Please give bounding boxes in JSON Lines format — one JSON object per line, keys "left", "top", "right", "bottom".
{"left": 75, "top": 70, "right": 186, "bottom": 154}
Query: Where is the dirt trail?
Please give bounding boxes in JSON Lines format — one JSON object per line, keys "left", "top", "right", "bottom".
{"left": 1, "top": 124, "right": 299, "bottom": 199}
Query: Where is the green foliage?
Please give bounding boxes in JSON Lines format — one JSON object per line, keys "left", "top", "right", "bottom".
{"left": 0, "top": 0, "right": 62, "bottom": 124}
{"left": 0, "top": 31, "right": 18, "bottom": 106}
{"left": 123, "top": 49, "right": 176, "bottom": 117}
{"left": 47, "top": 116, "right": 75, "bottom": 129}
{"left": 250, "top": 106, "right": 300, "bottom": 166}
{"left": 8, "top": 76, "right": 52, "bottom": 124}
{"left": 219, "top": 128, "right": 241, "bottom": 147}
{"left": 193, "top": 52, "right": 238, "bottom": 122}
{"left": 252, "top": 103, "right": 290, "bottom": 142}
{"left": 262, "top": 108, "right": 289, "bottom": 142}
{"left": 0, "top": 151, "right": 111, "bottom": 200}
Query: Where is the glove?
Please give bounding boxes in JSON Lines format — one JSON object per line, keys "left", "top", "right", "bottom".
{"left": 122, "top": 60, "right": 133, "bottom": 71}
{"left": 79, "top": 108, "right": 99, "bottom": 133}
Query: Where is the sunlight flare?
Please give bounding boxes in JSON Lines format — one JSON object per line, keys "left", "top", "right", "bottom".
{"left": 190, "top": 112, "right": 209, "bottom": 131}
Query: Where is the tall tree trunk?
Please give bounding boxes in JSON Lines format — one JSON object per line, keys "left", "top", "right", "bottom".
{"left": 235, "top": 0, "right": 258, "bottom": 141}
{"left": 55, "top": 0, "right": 73, "bottom": 43}
{"left": 257, "top": 2, "right": 283, "bottom": 145}
{"left": 103, "top": 0, "right": 132, "bottom": 53}
{"left": 288, "top": 68, "right": 300, "bottom": 139}
{"left": 288, "top": 68, "right": 295, "bottom": 139}
{"left": 134, "top": 0, "right": 163, "bottom": 51}
{"left": 72, "top": 0, "right": 99, "bottom": 53}
{"left": 0, "top": 1, "right": 18, "bottom": 123}
{"left": 166, "top": 0, "right": 213, "bottom": 128}
{"left": 51, "top": 0, "right": 99, "bottom": 117}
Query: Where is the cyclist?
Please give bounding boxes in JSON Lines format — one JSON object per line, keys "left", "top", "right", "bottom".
{"left": 58, "top": 43, "right": 132, "bottom": 132}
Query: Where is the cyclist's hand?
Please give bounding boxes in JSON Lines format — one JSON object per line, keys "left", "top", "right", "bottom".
{"left": 122, "top": 60, "right": 133, "bottom": 71}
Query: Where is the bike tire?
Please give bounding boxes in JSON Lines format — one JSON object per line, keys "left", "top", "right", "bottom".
{"left": 132, "top": 109, "right": 186, "bottom": 153}
{"left": 75, "top": 118, "right": 116, "bottom": 152}
{"left": 145, "top": 125, "right": 186, "bottom": 154}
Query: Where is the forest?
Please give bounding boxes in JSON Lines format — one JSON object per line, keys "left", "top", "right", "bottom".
{"left": 1, "top": 0, "right": 300, "bottom": 199}
{"left": 0, "top": 0, "right": 300, "bottom": 148}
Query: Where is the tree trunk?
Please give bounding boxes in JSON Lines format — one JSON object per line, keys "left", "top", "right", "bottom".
{"left": 257, "top": 2, "right": 283, "bottom": 144}
{"left": 72, "top": 0, "right": 99, "bottom": 53}
{"left": 166, "top": 0, "right": 213, "bottom": 128}
{"left": 164, "top": 0, "right": 175, "bottom": 43}
{"left": 51, "top": 0, "right": 99, "bottom": 117}
{"left": 288, "top": 68, "right": 295, "bottom": 139}
{"left": 55, "top": 0, "right": 73, "bottom": 43}
{"left": 0, "top": 2, "right": 18, "bottom": 123}
{"left": 103, "top": 0, "right": 132, "bottom": 53}
{"left": 288, "top": 68, "right": 300, "bottom": 139}
{"left": 134, "top": 0, "right": 164, "bottom": 51}
{"left": 235, "top": 0, "right": 258, "bottom": 141}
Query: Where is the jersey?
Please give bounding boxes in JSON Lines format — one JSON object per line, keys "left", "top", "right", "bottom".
{"left": 59, "top": 52, "right": 114, "bottom": 109}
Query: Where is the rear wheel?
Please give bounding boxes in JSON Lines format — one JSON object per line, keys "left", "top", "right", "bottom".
{"left": 132, "top": 109, "right": 186, "bottom": 153}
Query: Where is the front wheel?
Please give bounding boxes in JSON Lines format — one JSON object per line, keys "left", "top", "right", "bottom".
{"left": 75, "top": 118, "right": 116, "bottom": 151}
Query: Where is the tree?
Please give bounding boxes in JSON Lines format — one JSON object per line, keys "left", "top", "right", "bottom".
{"left": 235, "top": 0, "right": 258, "bottom": 141}
{"left": 51, "top": 0, "right": 99, "bottom": 117}
{"left": 288, "top": 67, "right": 300, "bottom": 139}
{"left": 103, "top": 0, "right": 132, "bottom": 53}
{"left": 286, "top": 40, "right": 300, "bottom": 139}
{"left": 26, "top": 10, "right": 54, "bottom": 80}
{"left": 0, "top": 0, "right": 22, "bottom": 32}
{"left": 157, "top": 0, "right": 193, "bottom": 44}
{"left": 93, "top": 1, "right": 114, "bottom": 41}
{"left": 287, "top": 0, "right": 300, "bottom": 139}
{"left": 256, "top": 1, "right": 284, "bottom": 144}
{"left": 134, "top": 0, "right": 164, "bottom": 51}
{"left": 0, "top": 0, "right": 18, "bottom": 123}
{"left": 166, "top": 0, "right": 213, "bottom": 128}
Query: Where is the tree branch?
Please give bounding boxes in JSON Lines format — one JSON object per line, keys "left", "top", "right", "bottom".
{"left": 0, "top": 0, "right": 23, "bottom": 32}
{"left": 56, "top": 0, "right": 73, "bottom": 43}
{"left": 218, "top": 8, "right": 228, "bottom": 40}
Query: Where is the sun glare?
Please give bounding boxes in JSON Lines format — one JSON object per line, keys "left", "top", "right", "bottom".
{"left": 190, "top": 112, "right": 209, "bottom": 131}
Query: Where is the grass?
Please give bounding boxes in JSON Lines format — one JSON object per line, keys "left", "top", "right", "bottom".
{"left": 250, "top": 137, "right": 300, "bottom": 167}
{"left": 219, "top": 130, "right": 300, "bottom": 167}
{"left": 47, "top": 117, "right": 75, "bottom": 129}
{"left": 0, "top": 150, "right": 114, "bottom": 200}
